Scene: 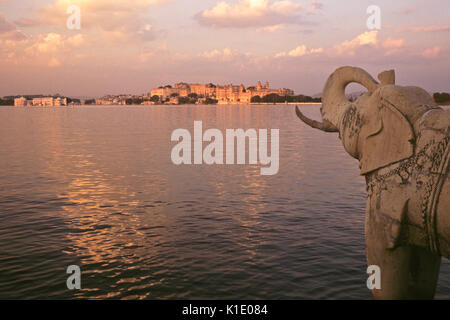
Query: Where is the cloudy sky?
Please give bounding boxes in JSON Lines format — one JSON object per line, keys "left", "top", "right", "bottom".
{"left": 0, "top": 0, "right": 449, "bottom": 97}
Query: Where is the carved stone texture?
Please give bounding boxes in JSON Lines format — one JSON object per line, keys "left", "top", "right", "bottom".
{"left": 296, "top": 66, "right": 450, "bottom": 300}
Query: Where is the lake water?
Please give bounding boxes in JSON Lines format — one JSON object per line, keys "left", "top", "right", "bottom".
{"left": 0, "top": 104, "right": 448, "bottom": 299}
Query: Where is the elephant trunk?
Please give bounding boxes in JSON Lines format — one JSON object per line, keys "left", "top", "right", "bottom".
{"left": 296, "top": 66, "right": 379, "bottom": 132}
{"left": 295, "top": 106, "right": 339, "bottom": 132}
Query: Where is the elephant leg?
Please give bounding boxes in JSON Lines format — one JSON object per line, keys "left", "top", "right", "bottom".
{"left": 406, "top": 247, "right": 441, "bottom": 299}
{"left": 436, "top": 173, "right": 450, "bottom": 258}
{"left": 366, "top": 210, "right": 441, "bottom": 299}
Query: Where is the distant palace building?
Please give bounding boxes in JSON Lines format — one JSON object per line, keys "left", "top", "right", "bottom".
{"left": 150, "top": 81, "right": 294, "bottom": 104}
{"left": 95, "top": 95, "right": 126, "bottom": 105}
{"left": 14, "top": 96, "right": 67, "bottom": 107}
{"left": 14, "top": 97, "right": 31, "bottom": 107}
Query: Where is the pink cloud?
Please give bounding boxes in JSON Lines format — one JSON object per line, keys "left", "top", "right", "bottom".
{"left": 255, "top": 24, "right": 285, "bottom": 33}
{"left": 195, "top": 0, "right": 303, "bottom": 28}
{"left": 275, "top": 45, "right": 323, "bottom": 58}
{"left": 422, "top": 46, "right": 441, "bottom": 59}
{"left": 382, "top": 38, "right": 406, "bottom": 49}
{"left": 397, "top": 25, "right": 450, "bottom": 33}
{"left": 308, "top": 2, "right": 323, "bottom": 11}
{"left": 0, "top": 13, "right": 27, "bottom": 40}
{"left": 331, "top": 31, "right": 379, "bottom": 56}
{"left": 14, "top": 0, "right": 166, "bottom": 42}
{"left": 393, "top": 5, "right": 419, "bottom": 15}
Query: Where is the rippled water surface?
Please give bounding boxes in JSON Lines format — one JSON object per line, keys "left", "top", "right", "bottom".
{"left": 0, "top": 105, "right": 448, "bottom": 299}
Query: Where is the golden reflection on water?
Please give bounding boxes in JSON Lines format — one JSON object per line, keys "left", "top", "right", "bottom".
{"left": 58, "top": 105, "right": 307, "bottom": 298}
{"left": 5, "top": 105, "right": 321, "bottom": 299}
{"left": 60, "top": 162, "right": 170, "bottom": 299}
{"left": 36, "top": 112, "right": 172, "bottom": 299}
{"left": 5, "top": 105, "right": 447, "bottom": 299}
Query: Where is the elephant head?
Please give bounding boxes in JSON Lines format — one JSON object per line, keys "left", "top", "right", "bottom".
{"left": 296, "top": 67, "right": 450, "bottom": 299}
{"left": 296, "top": 66, "right": 438, "bottom": 175}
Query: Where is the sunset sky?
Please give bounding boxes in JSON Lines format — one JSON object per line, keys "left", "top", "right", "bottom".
{"left": 0, "top": 0, "right": 449, "bottom": 97}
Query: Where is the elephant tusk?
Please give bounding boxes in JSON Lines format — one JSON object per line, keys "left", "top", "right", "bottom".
{"left": 295, "top": 106, "right": 339, "bottom": 133}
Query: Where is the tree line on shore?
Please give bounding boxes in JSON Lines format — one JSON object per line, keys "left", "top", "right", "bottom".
{"left": 0, "top": 98, "right": 13, "bottom": 106}
{"left": 250, "top": 94, "right": 321, "bottom": 103}
{"left": 2, "top": 92, "right": 450, "bottom": 106}
{"left": 132, "top": 93, "right": 218, "bottom": 105}
{"left": 433, "top": 92, "right": 450, "bottom": 104}
{"left": 119, "top": 93, "right": 320, "bottom": 105}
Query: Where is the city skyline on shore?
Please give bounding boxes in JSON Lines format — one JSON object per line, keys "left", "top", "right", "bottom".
{"left": 0, "top": 0, "right": 449, "bottom": 96}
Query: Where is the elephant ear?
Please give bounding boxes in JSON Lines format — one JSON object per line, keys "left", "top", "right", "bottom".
{"left": 358, "top": 97, "right": 415, "bottom": 175}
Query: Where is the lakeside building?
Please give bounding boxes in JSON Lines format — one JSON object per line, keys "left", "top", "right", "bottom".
{"left": 150, "top": 87, "right": 181, "bottom": 101}
{"left": 173, "top": 83, "right": 191, "bottom": 97}
{"left": 189, "top": 83, "right": 217, "bottom": 97}
{"left": 95, "top": 95, "right": 127, "bottom": 105}
{"left": 33, "top": 97, "right": 54, "bottom": 106}
{"left": 52, "top": 97, "right": 68, "bottom": 106}
{"left": 14, "top": 96, "right": 67, "bottom": 107}
{"left": 216, "top": 84, "right": 241, "bottom": 104}
{"left": 14, "top": 97, "right": 31, "bottom": 107}
{"left": 150, "top": 81, "right": 294, "bottom": 104}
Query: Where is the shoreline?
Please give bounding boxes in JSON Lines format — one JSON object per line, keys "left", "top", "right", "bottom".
{"left": 7, "top": 102, "right": 450, "bottom": 108}
{"left": 8, "top": 102, "right": 323, "bottom": 107}
{"left": 243, "top": 102, "right": 321, "bottom": 106}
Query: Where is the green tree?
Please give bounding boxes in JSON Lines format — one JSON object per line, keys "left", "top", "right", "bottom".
{"left": 132, "top": 98, "right": 144, "bottom": 105}
{"left": 251, "top": 95, "right": 262, "bottom": 103}
{"left": 204, "top": 98, "right": 218, "bottom": 105}
{"left": 434, "top": 92, "right": 450, "bottom": 103}
{"left": 178, "top": 97, "right": 190, "bottom": 104}
{"left": 0, "top": 99, "right": 14, "bottom": 106}
{"left": 262, "top": 93, "right": 284, "bottom": 103}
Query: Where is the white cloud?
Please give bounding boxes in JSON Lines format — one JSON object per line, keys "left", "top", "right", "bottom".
{"left": 332, "top": 31, "right": 378, "bottom": 56}
{"left": 256, "top": 24, "right": 285, "bottom": 33}
{"left": 25, "top": 33, "right": 84, "bottom": 54}
{"left": 200, "top": 48, "right": 241, "bottom": 62}
{"left": 0, "top": 32, "right": 89, "bottom": 67}
{"left": 196, "top": 0, "right": 303, "bottom": 28}
{"left": 15, "top": 0, "right": 168, "bottom": 42}
{"left": 275, "top": 45, "right": 323, "bottom": 57}
{"left": 275, "top": 31, "right": 407, "bottom": 60}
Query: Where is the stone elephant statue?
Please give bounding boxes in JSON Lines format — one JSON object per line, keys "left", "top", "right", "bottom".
{"left": 296, "top": 66, "right": 450, "bottom": 299}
